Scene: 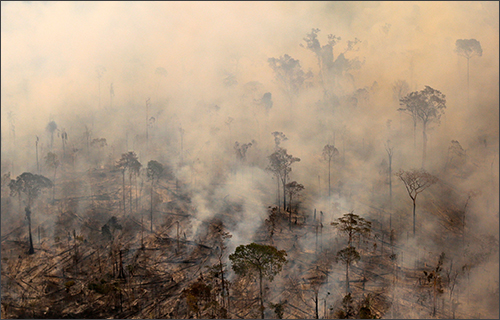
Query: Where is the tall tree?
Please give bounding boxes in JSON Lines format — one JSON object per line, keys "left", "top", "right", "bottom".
{"left": 44, "top": 151, "right": 60, "bottom": 202}
{"left": 396, "top": 169, "right": 437, "bottom": 236}
{"left": 385, "top": 140, "right": 394, "bottom": 210}
{"left": 146, "top": 160, "right": 164, "bottom": 233}
{"left": 336, "top": 246, "right": 361, "bottom": 294}
{"left": 331, "top": 211, "right": 372, "bottom": 248}
{"left": 285, "top": 181, "right": 304, "bottom": 218}
{"left": 322, "top": 144, "right": 339, "bottom": 198}
{"left": 9, "top": 172, "right": 53, "bottom": 254}
{"left": 267, "top": 148, "right": 300, "bottom": 215}
{"left": 116, "top": 152, "right": 141, "bottom": 215}
{"left": 268, "top": 54, "right": 309, "bottom": 118}
{"left": 46, "top": 120, "right": 58, "bottom": 151}
{"left": 455, "top": 39, "right": 482, "bottom": 107}
{"left": 209, "top": 221, "right": 233, "bottom": 312}
{"left": 229, "top": 243, "right": 287, "bottom": 319}
{"left": 234, "top": 141, "right": 253, "bottom": 162}
{"left": 399, "top": 86, "right": 446, "bottom": 168}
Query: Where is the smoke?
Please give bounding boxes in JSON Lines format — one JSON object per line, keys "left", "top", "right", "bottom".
{"left": 1, "top": 2, "right": 498, "bottom": 318}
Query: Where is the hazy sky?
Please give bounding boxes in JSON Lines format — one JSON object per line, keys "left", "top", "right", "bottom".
{"left": 2, "top": 1, "right": 498, "bottom": 133}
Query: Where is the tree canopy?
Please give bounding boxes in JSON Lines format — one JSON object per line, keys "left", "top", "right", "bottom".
{"left": 229, "top": 242, "right": 287, "bottom": 281}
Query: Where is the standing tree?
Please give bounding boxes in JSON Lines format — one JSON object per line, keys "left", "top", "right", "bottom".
{"left": 392, "top": 79, "right": 411, "bottom": 131}
{"left": 322, "top": 144, "right": 339, "bottom": 198}
{"left": 229, "top": 243, "right": 287, "bottom": 319}
{"left": 9, "top": 172, "right": 53, "bottom": 254}
{"left": 399, "top": 86, "right": 446, "bottom": 168}
{"left": 285, "top": 181, "right": 304, "bottom": 218}
{"left": 267, "top": 148, "right": 300, "bottom": 215}
{"left": 90, "top": 138, "right": 107, "bottom": 168}
{"left": 209, "top": 221, "right": 233, "bottom": 312}
{"left": 455, "top": 39, "right": 482, "bottom": 107}
{"left": 234, "top": 141, "right": 253, "bottom": 162}
{"left": 331, "top": 211, "right": 372, "bottom": 248}
{"left": 46, "top": 120, "right": 58, "bottom": 151}
{"left": 385, "top": 140, "right": 394, "bottom": 211}
{"left": 396, "top": 168, "right": 437, "bottom": 236}
{"left": 146, "top": 160, "right": 164, "bottom": 233}
{"left": 268, "top": 54, "right": 309, "bottom": 118}
{"left": 96, "top": 65, "right": 106, "bottom": 109}
{"left": 336, "top": 246, "right": 361, "bottom": 294}
{"left": 116, "top": 151, "right": 141, "bottom": 215}
{"left": 44, "top": 151, "right": 60, "bottom": 202}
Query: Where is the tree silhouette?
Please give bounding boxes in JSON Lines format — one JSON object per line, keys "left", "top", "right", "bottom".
{"left": 396, "top": 168, "right": 437, "bottom": 236}
{"left": 116, "top": 152, "right": 141, "bottom": 215}
{"left": 44, "top": 152, "right": 60, "bottom": 202}
{"left": 46, "top": 121, "right": 58, "bottom": 150}
{"left": 267, "top": 148, "right": 300, "bottom": 215}
{"left": 331, "top": 211, "right": 372, "bottom": 248}
{"left": 399, "top": 86, "right": 446, "bottom": 168}
{"left": 455, "top": 39, "right": 482, "bottom": 107}
{"left": 146, "top": 160, "right": 164, "bottom": 233}
{"left": 234, "top": 141, "right": 253, "bottom": 162}
{"left": 322, "top": 144, "right": 339, "bottom": 198}
{"left": 229, "top": 243, "right": 287, "bottom": 319}
{"left": 9, "top": 172, "right": 53, "bottom": 254}
{"left": 268, "top": 54, "right": 310, "bottom": 118}
{"left": 336, "top": 246, "right": 361, "bottom": 294}
{"left": 285, "top": 181, "right": 304, "bottom": 219}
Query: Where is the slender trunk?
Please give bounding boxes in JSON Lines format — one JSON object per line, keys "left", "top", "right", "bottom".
{"left": 413, "top": 199, "right": 416, "bottom": 236}
{"left": 259, "top": 269, "right": 264, "bottom": 319}
{"left": 220, "top": 256, "right": 226, "bottom": 309}
{"left": 135, "top": 174, "right": 138, "bottom": 212}
{"left": 150, "top": 180, "right": 154, "bottom": 233}
{"left": 422, "top": 121, "right": 427, "bottom": 169}
{"left": 27, "top": 208, "right": 34, "bottom": 254}
{"left": 315, "top": 291, "right": 319, "bottom": 319}
{"left": 413, "top": 118, "right": 417, "bottom": 150}
{"left": 122, "top": 171, "right": 126, "bottom": 216}
{"left": 129, "top": 172, "right": 133, "bottom": 213}
{"left": 283, "top": 176, "right": 286, "bottom": 215}
{"left": 346, "top": 262, "right": 350, "bottom": 294}
{"left": 389, "top": 154, "right": 392, "bottom": 209}
{"left": 36, "top": 141, "right": 39, "bottom": 173}
{"left": 467, "top": 57, "right": 470, "bottom": 108}
{"left": 328, "top": 159, "right": 331, "bottom": 198}
{"left": 276, "top": 176, "right": 280, "bottom": 210}
{"left": 53, "top": 167, "right": 57, "bottom": 202}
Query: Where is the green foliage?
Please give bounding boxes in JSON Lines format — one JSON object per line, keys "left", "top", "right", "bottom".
{"left": 9, "top": 172, "right": 53, "bottom": 206}
{"left": 336, "top": 247, "right": 361, "bottom": 266}
{"left": 331, "top": 211, "right": 371, "bottom": 247}
{"left": 229, "top": 243, "right": 287, "bottom": 282}
{"left": 181, "top": 275, "right": 214, "bottom": 317}
{"left": 398, "top": 86, "right": 446, "bottom": 127}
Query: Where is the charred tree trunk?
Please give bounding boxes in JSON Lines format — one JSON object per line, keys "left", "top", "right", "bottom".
{"left": 259, "top": 269, "right": 264, "bottom": 319}
{"left": 150, "top": 180, "right": 154, "bottom": 233}
{"left": 413, "top": 199, "right": 416, "bottom": 236}
{"left": 27, "top": 208, "right": 34, "bottom": 255}
{"left": 122, "top": 170, "right": 126, "bottom": 216}
{"left": 422, "top": 121, "right": 428, "bottom": 169}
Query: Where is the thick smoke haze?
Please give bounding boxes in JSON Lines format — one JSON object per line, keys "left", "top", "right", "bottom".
{"left": 1, "top": 1, "right": 498, "bottom": 319}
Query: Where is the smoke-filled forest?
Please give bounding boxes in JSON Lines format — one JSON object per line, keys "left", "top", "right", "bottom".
{"left": 1, "top": 2, "right": 499, "bottom": 319}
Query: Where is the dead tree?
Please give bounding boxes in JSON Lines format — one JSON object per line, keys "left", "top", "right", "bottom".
{"left": 322, "top": 144, "right": 339, "bottom": 198}
{"left": 396, "top": 168, "right": 437, "bottom": 236}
